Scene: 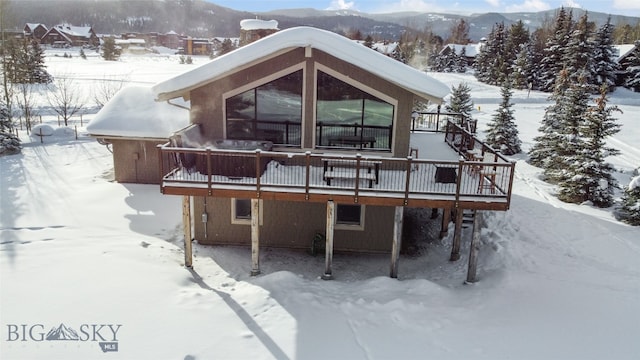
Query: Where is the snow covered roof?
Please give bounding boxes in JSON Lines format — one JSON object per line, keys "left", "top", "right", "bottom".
{"left": 152, "top": 26, "right": 449, "bottom": 104}
{"left": 614, "top": 44, "right": 637, "bottom": 62}
{"left": 53, "top": 24, "right": 94, "bottom": 38}
{"left": 240, "top": 19, "right": 278, "bottom": 31}
{"left": 441, "top": 43, "right": 484, "bottom": 57}
{"left": 87, "top": 86, "right": 189, "bottom": 139}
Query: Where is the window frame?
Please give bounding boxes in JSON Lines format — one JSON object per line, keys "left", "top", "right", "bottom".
{"left": 334, "top": 204, "right": 365, "bottom": 231}
{"left": 231, "top": 198, "right": 263, "bottom": 225}
{"left": 222, "top": 64, "right": 306, "bottom": 148}
{"left": 313, "top": 64, "right": 397, "bottom": 152}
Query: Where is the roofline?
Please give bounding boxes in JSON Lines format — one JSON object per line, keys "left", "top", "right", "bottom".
{"left": 152, "top": 26, "right": 449, "bottom": 104}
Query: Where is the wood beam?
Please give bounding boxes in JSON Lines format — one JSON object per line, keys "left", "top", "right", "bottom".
{"left": 450, "top": 209, "right": 463, "bottom": 261}
{"left": 390, "top": 206, "right": 403, "bottom": 278}
{"left": 182, "top": 195, "right": 193, "bottom": 268}
{"left": 466, "top": 210, "right": 481, "bottom": 284}
{"left": 440, "top": 208, "right": 450, "bottom": 238}
{"left": 250, "top": 198, "right": 260, "bottom": 276}
{"left": 322, "top": 200, "right": 335, "bottom": 280}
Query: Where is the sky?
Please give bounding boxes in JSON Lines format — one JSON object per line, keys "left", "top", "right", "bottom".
{"left": 208, "top": 0, "right": 640, "bottom": 17}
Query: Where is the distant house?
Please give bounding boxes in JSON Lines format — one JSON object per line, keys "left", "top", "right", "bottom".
{"left": 439, "top": 40, "right": 486, "bottom": 66}
{"left": 614, "top": 42, "right": 640, "bottom": 86}
{"left": 86, "top": 86, "right": 189, "bottom": 184}
{"left": 239, "top": 19, "right": 278, "bottom": 46}
{"left": 115, "top": 38, "right": 147, "bottom": 54}
{"left": 158, "top": 31, "right": 181, "bottom": 49}
{"left": 24, "top": 23, "right": 48, "bottom": 41}
{"left": 41, "top": 24, "right": 99, "bottom": 47}
{"left": 183, "top": 38, "right": 212, "bottom": 56}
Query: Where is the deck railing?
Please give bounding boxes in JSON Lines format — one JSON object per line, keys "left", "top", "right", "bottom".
{"left": 159, "top": 123, "right": 515, "bottom": 208}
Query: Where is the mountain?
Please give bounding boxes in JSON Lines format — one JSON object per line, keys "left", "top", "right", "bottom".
{"left": 45, "top": 323, "right": 80, "bottom": 341}
{"left": 3, "top": 0, "right": 639, "bottom": 41}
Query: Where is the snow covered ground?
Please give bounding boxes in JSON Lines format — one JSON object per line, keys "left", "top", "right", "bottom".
{"left": 1, "top": 49, "right": 639, "bottom": 359}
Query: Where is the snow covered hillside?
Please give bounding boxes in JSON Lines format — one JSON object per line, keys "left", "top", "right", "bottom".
{"left": 1, "top": 50, "right": 639, "bottom": 359}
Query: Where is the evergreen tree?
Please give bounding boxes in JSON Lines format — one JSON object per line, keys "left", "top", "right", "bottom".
{"left": 592, "top": 17, "right": 618, "bottom": 92}
{"left": 621, "top": 42, "right": 640, "bottom": 92}
{"left": 528, "top": 69, "right": 572, "bottom": 168}
{"left": 101, "top": 37, "right": 121, "bottom": 61}
{"left": 445, "top": 82, "right": 474, "bottom": 122}
{"left": 474, "top": 22, "right": 506, "bottom": 85}
{"left": 363, "top": 35, "right": 374, "bottom": 48}
{"left": 26, "top": 40, "right": 51, "bottom": 83}
{"left": 0, "top": 105, "right": 21, "bottom": 155}
{"left": 456, "top": 47, "right": 467, "bottom": 73}
{"left": 485, "top": 81, "right": 521, "bottom": 155}
{"left": 617, "top": 175, "right": 640, "bottom": 226}
{"left": 538, "top": 8, "right": 574, "bottom": 92}
{"left": 563, "top": 13, "right": 595, "bottom": 87}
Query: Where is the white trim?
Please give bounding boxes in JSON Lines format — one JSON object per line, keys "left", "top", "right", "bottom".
{"left": 231, "top": 198, "right": 263, "bottom": 225}
{"left": 334, "top": 204, "right": 365, "bottom": 231}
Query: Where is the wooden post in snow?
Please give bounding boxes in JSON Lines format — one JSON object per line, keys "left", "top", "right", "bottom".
{"left": 182, "top": 195, "right": 193, "bottom": 268}
{"left": 322, "top": 201, "right": 335, "bottom": 280}
{"left": 390, "top": 206, "right": 403, "bottom": 278}
{"left": 440, "top": 208, "right": 450, "bottom": 238}
{"left": 450, "top": 209, "right": 463, "bottom": 261}
{"left": 466, "top": 211, "right": 482, "bottom": 284}
{"left": 250, "top": 198, "right": 260, "bottom": 276}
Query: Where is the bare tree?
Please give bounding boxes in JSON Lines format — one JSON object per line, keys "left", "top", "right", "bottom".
{"left": 47, "top": 75, "right": 85, "bottom": 126}
{"left": 14, "top": 82, "right": 36, "bottom": 132}
{"left": 93, "top": 73, "right": 129, "bottom": 108}
{"left": 0, "top": 0, "right": 16, "bottom": 120}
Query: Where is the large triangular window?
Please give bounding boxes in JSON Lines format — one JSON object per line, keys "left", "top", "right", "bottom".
{"left": 316, "top": 71, "right": 394, "bottom": 151}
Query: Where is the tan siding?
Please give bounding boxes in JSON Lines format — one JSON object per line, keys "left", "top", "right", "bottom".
{"left": 194, "top": 197, "right": 394, "bottom": 253}
{"left": 111, "top": 139, "right": 166, "bottom": 184}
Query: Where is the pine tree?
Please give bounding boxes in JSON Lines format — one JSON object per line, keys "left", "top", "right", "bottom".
{"left": 486, "top": 22, "right": 507, "bottom": 85}
{"left": 538, "top": 8, "right": 574, "bottom": 92}
{"left": 485, "top": 81, "right": 521, "bottom": 155}
{"left": 575, "top": 85, "right": 621, "bottom": 206}
{"left": 445, "top": 82, "right": 474, "bottom": 122}
{"left": 0, "top": 105, "right": 21, "bottom": 155}
{"left": 622, "top": 42, "right": 640, "bottom": 92}
{"left": 592, "top": 17, "right": 618, "bottom": 92}
{"left": 456, "top": 47, "right": 467, "bottom": 73}
{"left": 27, "top": 40, "right": 51, "bottom": 83}
{"left": 528, "top": 69, "right": 572, "bottom": 168}
{"left": 617, "top": 175, "right": 640, "bottom": 226}
{"left": 563, "top": 13, "right": 595, "bottom": 88}
{"left": 101, "top": 37, "right": 121, "bottom": 61}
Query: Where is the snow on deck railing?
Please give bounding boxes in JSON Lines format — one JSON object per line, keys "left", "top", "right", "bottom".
{"left": 158, "top": 143, "right": 515, "bottom": 207}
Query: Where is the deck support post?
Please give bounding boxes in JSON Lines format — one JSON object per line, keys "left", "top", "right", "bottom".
{"left": 182, "top": 195, "right": 193, "bottom": 268}
{"left": 466, "top": 211, "right": 482, "bottom": 284}
{"left": 440, "top": 208, "right": 451, "bottom": 238}
{"left": 322, "top": 200, "right": 335, "bottom": 280}
{"left": 390, "top": 206, "right": 403, "bottom": 278}
{"left": 450, "top": 209, "right": 463, "bottom": 261}
{"left": 250, "top": 198, "right": 260, "bottom": 276}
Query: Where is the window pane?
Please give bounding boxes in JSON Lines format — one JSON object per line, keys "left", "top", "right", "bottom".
{"left": 235, "top": 199, "right": 251, "bottom": 220}
{"left": 316, "top": 71, "right": 393, "bottom": 150}
{"left": 226, "top": 70, "right": 303, "bottom": 146}
{"left": 336, "top": 204, "right": 361, "bottom": 225}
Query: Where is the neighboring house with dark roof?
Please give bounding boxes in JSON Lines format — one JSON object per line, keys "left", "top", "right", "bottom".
{"left": 24, "top": 23, "right": 48, "bottom": 41}
{"left": 41, "top": 24, "right": 99, "bottom": 47}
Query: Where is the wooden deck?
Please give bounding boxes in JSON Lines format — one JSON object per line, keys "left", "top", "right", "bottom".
{"left": 159, "top": 124, "right": 515, "bottom": 212}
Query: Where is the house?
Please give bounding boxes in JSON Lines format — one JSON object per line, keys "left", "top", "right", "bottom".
{"left": 614, "top": 42, "right": 639, "bottom": 86}
{"left": 439, "top": 41, "right": 486, "bottom": 66}
{"left": 23, "top": 23, "right": 48, "bottom": 41}
{"left": 86, "top": 86, "right": 189, "bottom": 184}
{"left": 183, "top": 38, "right": 212, "bottom": 56}
{"left": 41, "top": 24, "right": 99, "bottom": 47}
{"left": 150, "top": 26, "right": 514, "bottom": 278}
{"left": 158, "top": 31, "right": 182, "bottom": 49}
{"left": 239, "top": 19, "right": 279, "bottom": 46}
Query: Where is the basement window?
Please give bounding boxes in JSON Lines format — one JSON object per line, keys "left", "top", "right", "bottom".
{"left": 231, "top": 198, "right": 263, "bottom": 225}
{"left": 335, "top": 204, "right": 365, "bottom": 231}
